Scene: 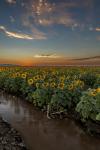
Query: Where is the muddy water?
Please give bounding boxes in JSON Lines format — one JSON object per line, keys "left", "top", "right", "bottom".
{"left": 0, "top": 92, "right": 100, "bottom": 150}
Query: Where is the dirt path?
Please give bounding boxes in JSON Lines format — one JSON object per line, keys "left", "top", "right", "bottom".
{"left": 0, "top": 116, "right": 28, "bottom": 150}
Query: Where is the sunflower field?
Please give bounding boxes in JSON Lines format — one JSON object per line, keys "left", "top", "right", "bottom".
{"left": 0, "top": 66, "right": 100, "bottom": 124}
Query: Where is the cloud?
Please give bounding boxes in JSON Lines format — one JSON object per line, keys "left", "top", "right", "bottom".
{"left": 34, "top": 54, "right": 61, "bottom": 58}
{"left": 0, "top": 25, "right": 46, "bottom": 40}
{"left": 34, "top": 1, "right": 75, "bottom": 27}
{"left": 95, "top": 28, "right": 100, "bottom": 32}
{"left": 6, "top": 0, "right": 16, "bottom": 4}
{"left": 5, "top": 0, "right": 99, "bottom": 33}
{"left": 21, "top": 0, "right": 97, "bottom": 29}
{"left": 72, "top": 56, "right": 100, "bottom": 61}
{"left": 0, "top": 26, "right": 33, "bottom": 40}
{"left": 21, "top": 0, "right": 76, "bottom": 29}
{"left": 31, "top": 27, "right": 47, "bottom": 39}
{"left": 69, "top": 55, "right": 100, "bottom": 65}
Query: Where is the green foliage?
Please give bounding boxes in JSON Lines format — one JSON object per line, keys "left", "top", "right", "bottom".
{"left": 80, "top": 73, "right": 97, "bottom": 87}
{"left": 70, "top": 88, "right": 82, "bottom": 105}
{"left": 32, "top": 88, "right": 52, "bottom": 108}
{"left": 0, "top": 72, "right": 9, "bottom": 89}
{"left": 4, "top": 77, "right": 24, "bottom": 94}
{"left": 20, "top": 80, "right": 36, "bottom": 97}
{"left": 76, "top": 89, "right": 100, "bottom": 121}
{"left": 96, "top": 113, "right": 100, "bottom": 121}
{"left": 50, "top": 89, "right": 72, "bottom": 112}
{"left": 94, "top": 76, "right": 100, "bottom": 88}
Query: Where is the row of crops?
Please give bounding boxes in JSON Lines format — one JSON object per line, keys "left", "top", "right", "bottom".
{"left": 0, "top": 66, "right": 100, "bottom": 125}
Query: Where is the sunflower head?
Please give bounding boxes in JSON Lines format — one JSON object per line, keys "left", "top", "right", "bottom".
{"left": 28, "top": 78, "right": 34, "bottom": 85}
{"left": 21, "top": 73, "right": 27, "bottom": 79}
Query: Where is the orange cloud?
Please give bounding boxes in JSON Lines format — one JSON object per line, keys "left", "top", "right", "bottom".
{"left": 34, "top": 54, "right": 61, "bottom": 58}
{"left": 95, "top": 28, "right": 100, "bottom": 31}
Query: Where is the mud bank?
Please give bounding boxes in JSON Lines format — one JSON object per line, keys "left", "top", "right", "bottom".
{"left": 0, "top": 116, "right": 28, "bottom": 150}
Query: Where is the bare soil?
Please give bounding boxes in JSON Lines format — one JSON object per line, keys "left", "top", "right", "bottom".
{"left": 0, "top": 116, "right": 28, "bottom": 150}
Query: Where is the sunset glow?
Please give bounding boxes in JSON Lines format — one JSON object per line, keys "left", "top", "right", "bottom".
{"left": 0, "top": 0, "right": 100, "bottom": 65}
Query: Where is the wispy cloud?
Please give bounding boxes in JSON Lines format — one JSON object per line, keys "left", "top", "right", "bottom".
{"left": 6, "top": 0, "right": 16, "bottom": 4}
{"left": 95, "top": 28, "right": 100, "bottom": 32}
{"left": 72, "top": 56, "right": 100, "bottom": 61}
{"left": 0, "top": 25, "right": 46, "bottom": 40}
{"left": 32, "top": 27, "right": 47, "bottom": 40}
{"left": 34, "top": 54, "right": 61, "bottom": 58}
{"left": 0, "top": 26, "right": 33, "bottom": 40}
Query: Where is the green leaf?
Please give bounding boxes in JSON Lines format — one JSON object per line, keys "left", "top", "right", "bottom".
{"left": 96, "top": 113, "right": 100, "bottom": 121}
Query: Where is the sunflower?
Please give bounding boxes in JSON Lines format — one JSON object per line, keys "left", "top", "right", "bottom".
{"left": 11, "top": 74, "right": 16, "bottom": 78}
{"left": 36, "top": 83, "right": 40, "bottom": 88}
{"left": 33, "top": 76, "right": 39, "bottom": 81}
{"left": 96, "top": 88, "right": 100, "bottom": 93}
{"left": 28, "top": 78, "right": 34, "bottom": 85}
{"left": 21, "top": 73, "right": 27, "bottom": 79}
{"left": 60, "top": 77, "right": 65, "bottom": 82}
{"left": 42, "top": 82, "right": 49, "bottom": 88}
{"left": 16, "top": 72, "right": 21, "bottom": 77}
{"left": 89, "top": 89, "right": 97, "bottom": 96}
{"left": 50, "top": 82, "right": 56, "bottom": 88}
{"left": 68, "top": 84, "right": 74, "bottom": 90}
{"left": 90, "top": 91, "right": 96, "bottom": 96}
{"left": 58, "top": 83, "right": 64, "bottom": 89}
{"left": 73, "top": 80, "right": 84, "bottom": 89}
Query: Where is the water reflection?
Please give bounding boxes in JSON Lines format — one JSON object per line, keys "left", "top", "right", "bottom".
{"left": 0, "top": 92, "right": 100, "bottom": 150}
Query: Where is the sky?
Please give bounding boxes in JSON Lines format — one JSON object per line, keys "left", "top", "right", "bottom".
{"left": 0, "top": 0, "right": 100, "bottom": 66}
